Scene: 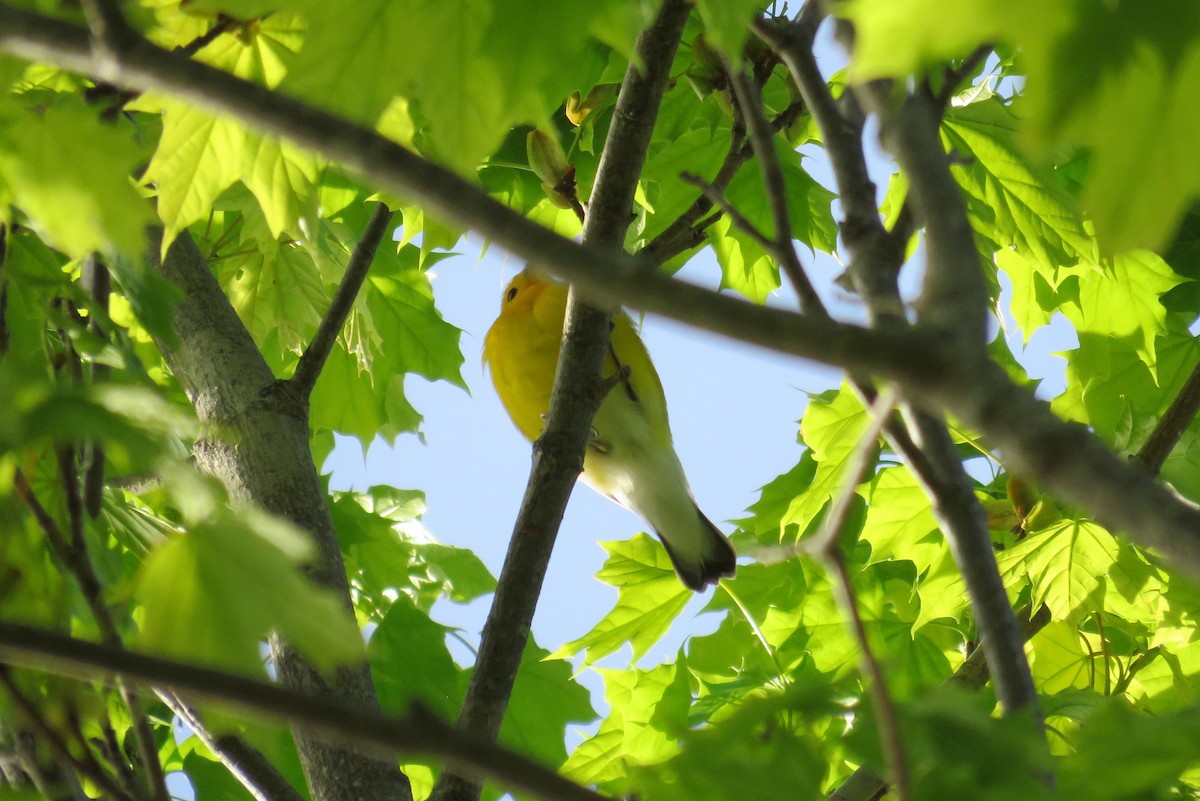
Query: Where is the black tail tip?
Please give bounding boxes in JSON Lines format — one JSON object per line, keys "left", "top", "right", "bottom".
{"left": 678, "top": 551, "right": 737, "bottom": 592}
{"left": 662, "top": 515, "right": 737, "bottom": 592}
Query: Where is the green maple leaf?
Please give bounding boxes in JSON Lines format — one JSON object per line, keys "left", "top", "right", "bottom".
{"left": 550, "top": 533, "right": 692, "bottom": 665}
{"left": 0, "top": 101, "right": 152, "bottom": 258}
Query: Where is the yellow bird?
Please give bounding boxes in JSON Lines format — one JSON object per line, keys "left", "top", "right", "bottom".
{"left": 483, "top": 270, "right": 736, "bottom": 591}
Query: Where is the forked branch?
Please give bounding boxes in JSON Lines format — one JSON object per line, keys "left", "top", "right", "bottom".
{"left": 291, "top": 202, "right": 394, "bottom": 398}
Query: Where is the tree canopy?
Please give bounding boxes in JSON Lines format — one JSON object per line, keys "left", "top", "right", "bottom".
{"left": 2, "top": 2, "right": 1200, "bottom": 801}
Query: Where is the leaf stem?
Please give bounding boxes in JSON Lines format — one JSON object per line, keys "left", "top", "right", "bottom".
{"left": 720, "top": 581, "right": 788, "bottom": 685}
{"left": 0, "top": 621, "right": 616, "bottom": 801}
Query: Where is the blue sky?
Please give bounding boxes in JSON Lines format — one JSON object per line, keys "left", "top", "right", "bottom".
{"left": 324, "top": 246, "right": 844, "bottom": 670}
{"left": 319, "top": 27, "right": 1077, "bottom": 730}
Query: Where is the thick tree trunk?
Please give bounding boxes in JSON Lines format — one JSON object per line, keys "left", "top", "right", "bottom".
{"left": 150, "top": 230, "right": 412, "bottom": 801}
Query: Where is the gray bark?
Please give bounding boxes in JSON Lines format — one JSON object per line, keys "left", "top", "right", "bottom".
{"left": 149, "top": 229, "right": 412, "bottom": 801}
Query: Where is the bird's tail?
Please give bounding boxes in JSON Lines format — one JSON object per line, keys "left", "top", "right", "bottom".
{"left": 657, "top": 506, "right": 737, "bottom": 592}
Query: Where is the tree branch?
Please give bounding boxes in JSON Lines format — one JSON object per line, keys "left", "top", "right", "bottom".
{"left": 828, "top": 604, "right": 1051, "bottom": 801}
{"left": 5, "top": 4, "right": 1200, "bottom": 598}
{"left": 680, "top": 172, "right": 775, "bottom": 252}
{"left": 724, "top": 65, "right": 823, "bottom": 314}
{"left": 752, "top": 15, "right": 906, "bottom": 322}
{"left": 898, "top": 406, "right": 1040, "bottom": 716}
{"left": 758, "top": 9, "right": 1039, "bottom": 720}
{"left": 804, "top": 389, "right": 910, "bottom": 801}
{"left": 290, "top": 202, "right": 393, "bottom": 398}
{"left": 0, "top": 3, "right": 944, "bottom": 381}
{"left": 431, "top": 5, "right": 690, "bottom": 801}
{"left": 149, "top": 228, "right": 413, "bottom": 801}
{"left": 0, "top": 621, "right": 613, "bottom": 801}
{"left": 853, "top": 82, "right": 988, "bottom": 341}
{"left": 157, "top": 691, "right": 306, "bottom": 801}
{"left": 1135, "top": 355, "right": 1200, "bottom": 475}
{"left": 0, "top": 668, "right": 132, "bottom": 801}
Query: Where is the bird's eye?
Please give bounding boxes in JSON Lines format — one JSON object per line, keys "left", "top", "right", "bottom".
{"left": 506, "top": 286, "right": 518, "bottom": 302}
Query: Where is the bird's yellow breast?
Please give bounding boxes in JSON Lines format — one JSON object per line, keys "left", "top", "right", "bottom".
{"left": 482, "top": 271, "right": 671, "bottom": 451}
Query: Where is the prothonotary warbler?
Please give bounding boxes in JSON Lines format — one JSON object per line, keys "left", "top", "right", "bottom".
{"left": 483, "top": 270, "right": 736, "bottom": 591}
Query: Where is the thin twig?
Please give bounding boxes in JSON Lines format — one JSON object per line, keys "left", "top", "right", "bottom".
{"left": 14, "top": 471, "right": 89, "bottom": 597}
{"left": 5, "top": 3, "right": 1200, "bottom": 584}
{"left": 177, "top": 15, "right": 236, "bottom": 57}
{"left": 806, "top": 388, "right": 896, "bottom": 556}
{"left": 95, "top": 717, "right": 142, "bottom": 798}
{"left": 0, "top": 621, "right": 614, "bottom": 801}
{"left": 640, "top": 40, "right": 781, "bottom": 264}
{"left": 753, "top": 15, "right": 906, "bottom": 321}
{"left": 158, "top": 691, "right": 306, "bottom": 801}
{"left": 1135, "top": 356, "right": 1200, "bottom": 475}
{"left": 804, "top": 389, "right": 910, "bottom": 801}
{"left": 725, "top": 63, "right": 824, "bottom": 314}
{"left": 430, "top": 6, "right": 691, "bottom": 801}
{"left": 59, "top": 707, "right": 133, "bottom": 800}
{"left": 83, "top": 256, "right": 111, "bottom": 519}
{"left": 824, "top": 557, "right": 911, "bottom": 801}
{"left": 644, "top": 101, "right": 805, "bottom": 266}
{"left": 0, "top": 668, "right": 135, "bottom": 801}
{"left": 680, "top": 172, "right": 775, "bottom": 252}
{"left": 931, "top": 44, "right": 993, "bottom": 111}
{"left": 291, "top": 202, "right": 394, "bottom": 397}
{"left": 24, "top": 456, "right": 169, "bottom": 801}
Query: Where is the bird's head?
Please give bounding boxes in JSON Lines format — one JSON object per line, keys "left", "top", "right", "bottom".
{"left": 498, "top": 269, "right": 555, "bottom": 316}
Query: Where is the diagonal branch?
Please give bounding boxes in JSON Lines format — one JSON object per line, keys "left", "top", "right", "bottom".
{"left": 752, "top": 15, "right": 906, "bottom": 321}
{"left": 0, "top": 667, "right": 132, "bottom": 801}
{"left": 6, "top": 4, "right": 1200, "bottom": 603}
{"left": 643, "top": 103, "right": 807, "bottom": 266}
{"left": 805, "top": 389, "right": 911, "bottom": 801}
{"left": 430, "top": 5, "right": 691, "bottom": 801}
{"left": 291, "top": 202, "right": 393, "bottom": 398}
{"left": 898, "top": 406, "right": 1040, "bottom": 716}
{"left": 853, "top": 82, "right": 988, "bottom": 342}
{"left": 0, "top": 621, "right": 613, "bottom": 801}
{"left": 828, "top": 604, "right": 1051, "bottom": 801}
{"left": 680, "top": 172, "right": 775, "bottom": 252}
{"left": 0, "top": 3, "right": 943, "bottom": 382}
{"left": 1135, "top": 356, "right": 1200, "bottom": 475}
{"left": 725, "top": 65, "right": 823, "bottom": 314}
{"left": 157, "top": 691, "right": 306, "bottom": 801}
{"left": 757, "top": 9, "right": 1039, "bottom": 721}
